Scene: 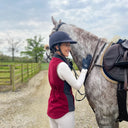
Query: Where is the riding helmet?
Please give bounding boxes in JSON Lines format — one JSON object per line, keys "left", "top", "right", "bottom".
{"left": 49, "top": 31, "right": 77, "bottom": 50}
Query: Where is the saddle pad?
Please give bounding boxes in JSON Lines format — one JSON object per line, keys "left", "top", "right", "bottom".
{"left": 103, "top": 44, "right": 128, "bottom": 82}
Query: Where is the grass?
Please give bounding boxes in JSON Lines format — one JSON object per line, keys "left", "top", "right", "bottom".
{"left": 73, "top": 62, "right": 78, "bottom": 70}
{"left": 40, "top": 61, "right": 78, "bottom": 70}
{"left": 41, "top": 63, "right": 49, "bottom": 70}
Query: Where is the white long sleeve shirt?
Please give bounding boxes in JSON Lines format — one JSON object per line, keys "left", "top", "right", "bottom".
{"left": 57, "top": 62, "right": 87, "bottom": 90}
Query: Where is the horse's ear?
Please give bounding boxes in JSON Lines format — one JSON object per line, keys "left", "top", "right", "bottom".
{"left": 51, "top": 16, "right": 57, "bottom": 26}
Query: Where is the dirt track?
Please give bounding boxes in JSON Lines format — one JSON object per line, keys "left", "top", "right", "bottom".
{"left": 0, "top": 70, "right": 127, "bottom": 128}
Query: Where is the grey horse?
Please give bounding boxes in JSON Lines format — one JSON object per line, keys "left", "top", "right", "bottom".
{"left": 49, "top": 17, "right": 128, "bottom": 128}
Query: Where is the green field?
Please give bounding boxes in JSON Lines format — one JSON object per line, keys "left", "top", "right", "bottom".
{"left": 41, "top": 61, "right": 78, "bottom": 70}
{"left": 41, "top": 63, "right": 49, "bottom": 70}
{"left": 0, "top": 61, "right": 77, "bottom": 71}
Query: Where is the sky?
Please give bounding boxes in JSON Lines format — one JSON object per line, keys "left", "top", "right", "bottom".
{"left": 0, "top": 0, "right": 128, "bottom": 56}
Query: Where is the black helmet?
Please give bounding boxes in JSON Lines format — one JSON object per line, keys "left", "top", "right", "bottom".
{"left": 49, "top": 31, "right": 77, "bottom": 50}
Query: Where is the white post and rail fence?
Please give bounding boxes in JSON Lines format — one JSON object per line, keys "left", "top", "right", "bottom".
{"left": 0, "top": 63, "right": 41, "bottom": 91}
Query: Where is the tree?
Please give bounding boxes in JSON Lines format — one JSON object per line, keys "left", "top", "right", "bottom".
{"left": 21, "top": 35, "right": 45, "bottom": 63}
{"left": 0, "top": 33, "right": 23, "bottom": 62}
{"left": 8, "top": 40, "right": 21, "bottom": 62}
{"left": 7, "top": 34, "right": 22, "bottom": 62}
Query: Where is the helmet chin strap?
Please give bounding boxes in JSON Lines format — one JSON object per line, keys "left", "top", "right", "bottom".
{"left": 56, "top": 44, "right": 65, "bottom": 57}
{"left": 59, "top": 45, "right": 65, "bottom": 57}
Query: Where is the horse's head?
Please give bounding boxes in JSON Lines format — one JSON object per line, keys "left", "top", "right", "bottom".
{"left": 49, "top": 17, "right": 85, "bottom": 69}
{"left": 43, "top": 17, "right": 62, "bottom": 63}
{"left": 50, "top": 17, "right": 107, "bottom": 70}
{"left": 43, "top": 44, "right": 51, "bottom": 63}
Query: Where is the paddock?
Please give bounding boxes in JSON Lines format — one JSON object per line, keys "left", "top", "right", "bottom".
{"left": 0, "top": 71, "right": 127, "bottom": 128}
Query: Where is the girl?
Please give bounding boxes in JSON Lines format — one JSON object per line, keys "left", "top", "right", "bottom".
{"left": 47, "top": 31, "right": 92, "bottom": 128}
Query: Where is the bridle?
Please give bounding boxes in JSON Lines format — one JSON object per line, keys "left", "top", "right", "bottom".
{"left": 46, "top": 51, "right": 51, "bottom": 62}
{"left": 54, "top": 22, "right": 65, "bottom": 31}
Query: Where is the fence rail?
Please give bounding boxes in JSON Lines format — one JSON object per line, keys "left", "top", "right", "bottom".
{"left": 0, "top": 63, "right": 41, "bottom": 91}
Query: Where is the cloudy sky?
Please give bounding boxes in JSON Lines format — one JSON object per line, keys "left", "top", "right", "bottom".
{"left": 0, "top": 0, "right": 128, "bottom": 56}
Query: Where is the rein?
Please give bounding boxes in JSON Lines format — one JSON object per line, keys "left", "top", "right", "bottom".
{"left": 76, "top": 39, "right": 107, "bottom": 101}
{"left": 86, "top": 39, "right": 101, "bottom": 76}
{"left": 87, "top": 39, "right": 107, "bottom": 75}
{"left": 75, "top": 39, "right": 105, "bottom": 101}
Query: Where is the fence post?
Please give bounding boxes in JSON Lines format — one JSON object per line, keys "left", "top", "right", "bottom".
{"left": 37, "top": 63, "right": 38, "bottom": 72}
{"left": 39, "top": 63, "right": 41, "bottom": 71}
{"left": 34, "top": 63, "right": 36, "bottom": 73}
{"left": 11, "top": 65, "right": 15, "bottom": 91}
{"left": 27, "top": 64, "right": 29, "bottom": 78}
{"left": 21, "top": 64, "right": 23, "bottom": 82}
{"left": 31, "top": 63, "right": 32, "bottom": 76}
{"left": 37, "top": 63, "right": 40, "bottom": 72}
{"left": 4, "top": 63, "right": 41, "bottom": 91}
{"left": 33, "top": 63, "right": 35, "bottom": 74}
{"left": 10, "top": 65, "right": 12, "bottom": 85}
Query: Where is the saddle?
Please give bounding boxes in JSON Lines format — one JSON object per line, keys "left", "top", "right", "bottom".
{"left": 103, "top": 39, "right": 128, "bottom": 89}
{"left": 102, "top": 39, "right": 128, "bottom": 122}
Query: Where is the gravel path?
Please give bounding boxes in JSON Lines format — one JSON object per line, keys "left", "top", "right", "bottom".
{"left": 0, "top": 70, "right": 127, "bottom": 128}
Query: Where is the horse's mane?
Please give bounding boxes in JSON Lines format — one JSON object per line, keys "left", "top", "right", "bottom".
{"left": 64, "top": 24, "right": 107, "bottom": 44}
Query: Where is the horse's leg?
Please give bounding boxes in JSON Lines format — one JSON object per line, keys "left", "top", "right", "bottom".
{"left": 92, "top": 90, "right": 119, "bottom": 128}
{"left": 95, "top": 111, "right": 119, "bottom": 128}
{"left": 86, "top": 68, "right": 119, "bottom": 128}
{"left": 87, "top": 99, "right": 119, "bottom": 128}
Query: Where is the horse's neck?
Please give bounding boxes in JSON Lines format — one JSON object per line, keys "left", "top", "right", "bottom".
{"left": 59, "top": 24, "right": 107, "bottom": 54}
